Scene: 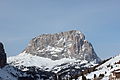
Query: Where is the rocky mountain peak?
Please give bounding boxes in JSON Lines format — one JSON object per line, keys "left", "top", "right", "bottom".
{"left": 0, "top": 42, "right": 7, "bottom": 68}
{"left": 23, "top": 30, "right": 101, "bottom": 63}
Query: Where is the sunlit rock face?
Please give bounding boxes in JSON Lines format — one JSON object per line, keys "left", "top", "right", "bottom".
{"left": 0, "top": 42, "right": 6, "bottom": 68}
{"left": 23, "top": 30, "right": 101, "bottom": 63}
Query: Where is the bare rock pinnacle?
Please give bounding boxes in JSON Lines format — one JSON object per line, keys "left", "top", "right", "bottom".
{"left": 0, "top": 42, "right": 6, "bottom": 68}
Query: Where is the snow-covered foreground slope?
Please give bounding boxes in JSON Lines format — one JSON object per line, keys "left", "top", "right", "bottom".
{"left": 78, "top": 54, "right": 120, "bottom": 80}
{"left": 0, "top": 65, "right": 25, "bottom": 80}
{"left": 0, "top": 66, "right": 17, "bottom": 80}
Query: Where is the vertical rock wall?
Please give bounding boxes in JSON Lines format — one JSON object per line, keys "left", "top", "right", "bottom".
{"left": 0, "top": 42, "right": 6, "bottom": 68}
{"left": 22, "top": 30, "right": 101, "bottom": 63}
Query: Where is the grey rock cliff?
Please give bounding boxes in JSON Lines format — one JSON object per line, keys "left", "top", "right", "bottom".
{"left": 0, "top": 42, "right": 6, "bottom": 68}
{"left": 23, "top": 30, "right": 101, "bottom": 63}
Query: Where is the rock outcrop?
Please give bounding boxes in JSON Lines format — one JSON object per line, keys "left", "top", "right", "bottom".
{"left": 0, "top": 42, "right": 6, "bottom": 68}
{"left": 23, "top": 30, "right": 101, "bottom": 63}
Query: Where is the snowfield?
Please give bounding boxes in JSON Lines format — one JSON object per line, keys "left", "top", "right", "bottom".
{"left": 8, "top": 52, "right": 77, "bottom": 71}
{"left": 8, "top": 52, "right": 97, "bottom": 70}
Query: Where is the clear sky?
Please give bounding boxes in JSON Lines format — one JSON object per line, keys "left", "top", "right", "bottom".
{"left": 0, "top": 0, "right": 120, "bottom": 59}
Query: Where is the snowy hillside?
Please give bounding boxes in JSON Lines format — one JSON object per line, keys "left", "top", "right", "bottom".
{"left": 8, "top": 52, "right": 97, "bottom": 71}
{"left": 78, "top": 54, "right": 120, "bottom": 80}
{"left": 0, "top": 66, "right": 17, "bottom": 80}
{"left": 8, "top": 52, "right": 76, "bottom": 71}
{"left": 6, "top": 52, "right": 98, "bottom": 80}
{"left": 3, "top": 53, "right": 120, "bottom": 80}
{"left": 0, "top": 64, "right": 27, "bottom": 80}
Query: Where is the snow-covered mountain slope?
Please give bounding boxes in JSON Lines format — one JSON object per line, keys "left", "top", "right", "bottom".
{"left": 6, "top": 52, "right": 98, "bottom": 80}
{"left": 8, "top": 52, "right": 97, "bottom": 71}
{"left": 8, "top": 53, "right": 76, "bottom": 71}
{"left": 4, "top": 54, "right": 120, "bottom": 80}
{"left": 23, "top": 30, "right": 101, "bottom": 63}
{"left": 78, "top": 54, "right": 120, "bottom": 80}
{"left": 0, "top": 66, "right": 17, "bottom": 80}
{"left": 0, "top": 64, "right": 26, "bottom": 80}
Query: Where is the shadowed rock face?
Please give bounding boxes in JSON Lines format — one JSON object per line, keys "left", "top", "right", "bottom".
{"left": 0, "top": 42, "right": 6, "bottom": 68}
{"left": 23, "top": 30, "right": 101, "bottom": 63}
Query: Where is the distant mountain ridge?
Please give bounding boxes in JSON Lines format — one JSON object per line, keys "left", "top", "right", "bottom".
{"left": 23, "top": 30, "right": 101, "bottom": 63}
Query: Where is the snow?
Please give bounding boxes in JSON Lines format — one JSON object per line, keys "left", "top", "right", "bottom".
{"left": 52, "top": 54, "right": 58, "bottom": 57}
{"left": 8, "top": 52, "right": 77, "bottom": 71}
{"left": 97, "top": 54, "right": 120, "bottom": 69}
{"left": 8, "top": 52, "right": 96, "bottom": 75}
{"left": 0, "top": 68, "right": 15, "bottom": 80}
{"left": 78, "top": 54, "right": 120, "bottom": 80}
{"left": 102, "top": 77, "right": 109, "bottom": 80}
{"left": 86, "top": 68, "right": 107, "bottom": 79}
{"left": 0, "top": 65, "right": 21, "bottom": 80}
{"left": 38, "top": 46, "right": 64, "bottom": 54}
{"left": 114, "top": 70, "right": 120, "bottom": 72}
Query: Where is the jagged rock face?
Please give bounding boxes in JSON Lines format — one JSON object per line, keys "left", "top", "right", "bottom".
{"left": 0, "top": 42, "right": 6, "bottom": 68}
{"left": 23, "top": 30, "right": 100, "bottom": 62}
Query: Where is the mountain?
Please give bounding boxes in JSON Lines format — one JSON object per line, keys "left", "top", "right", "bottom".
{"left": 0, "top": 30, "right": 102, "bottom": 80}
{"left": 22, "top": 30, "right": 101, "bottom": 63}
{"left": 1, "top": 30, "right": 120, "bottom": 80}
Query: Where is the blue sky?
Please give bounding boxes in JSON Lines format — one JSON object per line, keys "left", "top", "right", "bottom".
{"left": 0, "top": 0, "right": 120, "bottom": 59}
